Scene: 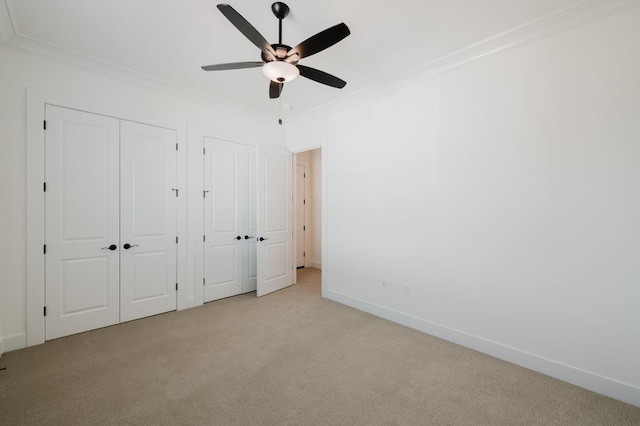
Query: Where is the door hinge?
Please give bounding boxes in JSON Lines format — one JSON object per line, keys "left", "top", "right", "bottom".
{"left": 304, "top": 173, "right": 306, "bottom": 178}
{"left": 203, "top": 190, "right": 209, "bottom": 198}
{"left": 172, "top": 188, "right": 179, "bottom": 197}
{"left": 43, "top": 244, "right": 46, "bottom": 254}
{"left": 303, "top": 199, "right": 306, "bottom": 205}
{"left": 176, "top": 236, "right": 178, "bottom": 244}
{"left": 304, "top": 252, "right": 306, "bottom": 257}
{"left": 176, "top": 283, "right": 178, "bottom": 291}
{"left": 176, "top": 143, "right": 178, "bottom": 151}
{"left": 203, "top": 278, "right": 205, "bottom": 286}
{"left": 43, "top": 306, "right": 47, "bottom": 316}
{"left": 43, "top": 182, "right": 46, "bottom": 192}
{"left": 303, "top": 225, "right": 305, "bottom": 231}
{"left": 203, "top": 235, "right": 205, "bottom": 242}
{"left": 203, "top": 147, "right": 206, "bottom": 155}
{"left": 43, "top": 120, "right": 46, "bottom": 130}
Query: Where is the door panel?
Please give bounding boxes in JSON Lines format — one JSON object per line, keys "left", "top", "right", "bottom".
{"left": 45, "top": 106, "right": 120, "bottom": 340}
{"left": 120, "top": 121, "right": 177, "bottom": 322}
{"left": 295, "top": 164, "right": 306, "bottom": 268}
{"left": 61, "top": 257, "right": 110, "bottom": 314}
{"left": 204, "top": 138, "right": 243, "bottom": 301}
{"left": 257, "top": 145, "right": 293, "bottom": 297}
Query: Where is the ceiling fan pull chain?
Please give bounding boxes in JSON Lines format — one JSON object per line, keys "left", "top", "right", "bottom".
{"left": 278, "top": 96, "right": 283, "bottom": 125}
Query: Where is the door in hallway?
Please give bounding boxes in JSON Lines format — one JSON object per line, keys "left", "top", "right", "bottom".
{"left": 295, "top": 164, "right": 306, "bottom": 268}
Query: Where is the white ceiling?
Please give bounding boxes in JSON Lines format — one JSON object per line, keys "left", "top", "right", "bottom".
{"left": 2, "top": 0, "right": 593, "bottom": 118}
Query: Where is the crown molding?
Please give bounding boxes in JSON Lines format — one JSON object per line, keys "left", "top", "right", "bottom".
{"left": 0, "top": 0, "right": 16, "bottom": 42}
{"left": 287, "top": 0, "right": 640, "bottom": 127}
{"left": 0, "top": 1, "right": 275, "bottom": 123}
{"left": 2, "top": 0, "right": 638, "bottom": 126}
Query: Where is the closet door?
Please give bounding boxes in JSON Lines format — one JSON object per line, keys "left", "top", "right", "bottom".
{"left": 203, "top": 138, "right": 255, "bottom": 301}
{"left": 256, "top": 145, "right": 293, "bottom": 297}
{"left": 120, "top": 121, "right": 178, "bottom": 322}
{"left": 45, "top": 106, "right": 120, "bottom": 340}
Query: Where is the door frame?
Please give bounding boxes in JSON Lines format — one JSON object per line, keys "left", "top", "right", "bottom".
{"left": 290, "top": 146, "right": 325, "bottom": 292}
{"left": 188, "top": 125, "right": 264, "bottom": 307}
{"left": 26, "top": 88, "right": 188, "bottom": 346}
{"left": 294, "top": 161, "right": 307, "bottom": 269}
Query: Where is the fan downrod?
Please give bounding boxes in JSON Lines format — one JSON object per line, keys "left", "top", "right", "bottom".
{"left": 271, "top": 2, "right": 290, "bottom": 20}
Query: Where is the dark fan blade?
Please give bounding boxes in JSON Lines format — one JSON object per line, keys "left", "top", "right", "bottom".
{"left": 217, "top": 4, "right": 275, "bottom": 56}
{"left": 269, "top": 81, "right": 283, "bottom": 99}
{"left": 287, "top": 23, "right": 350, "bottom": 60}
{"left": 297, "top": 65, "right": 346, "bottom": 89}
{"left": 201, "top": 62, "right": 264, "bottom": 71}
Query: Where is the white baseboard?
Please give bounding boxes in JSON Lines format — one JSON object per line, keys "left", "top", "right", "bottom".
{"left": 325, "top": 289, "right": 640, "bottom": 408}
{"left": 308, "top": 261, "right": 322, "bottom": 269}
{"left": 0, "top": 334, "right": 27, "bottom": 357}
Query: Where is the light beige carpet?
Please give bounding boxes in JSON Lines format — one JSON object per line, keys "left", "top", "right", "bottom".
{"left": 1, "top": 268, "right": 638, "bottom": 425}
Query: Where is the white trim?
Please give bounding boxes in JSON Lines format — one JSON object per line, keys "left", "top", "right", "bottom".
{"left": 4, "top": 0, "right": 638, "bottom": 125}
{"left": 26, "top": 89, "right": 46, "bottom": 346}
{"left": 175, "top": 123, "right": 189, "bottom": 312}
{"left": 1, "top": 0, "right": 272, "bottom": 122}
{"left": 287, "top": 0, "right": 640, "bottom": 126}
{"left": 307, "top": 261, "right": 322, "bottom": 270}
{"left": 0, "top": 334, "right": 27, "bottom": 355}
{"left": 185, "top": 125, "right": 205, "bottom": 308}
{"left": 293, "top": 156, "right": 312, "bottom": 271}
{"left": 27, "top": 88, "right": 189, "bottom": 346}
{"left": 0, "top": 0, "right": 16, "bottom": 42}
{"left": 292, "top": 153, "right": 299, "bottom": 284}
{"left": 325, "top": 289, "right": 640, "bottom": 408}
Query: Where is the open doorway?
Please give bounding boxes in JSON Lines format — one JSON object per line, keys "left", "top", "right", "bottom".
{"left": 294, "top": 148, "right": 322, "bottom": 286}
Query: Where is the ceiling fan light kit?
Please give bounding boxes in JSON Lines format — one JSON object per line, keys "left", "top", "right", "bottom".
{"left": 262, "top": 61, "right": 299, "bottom": 83}
{"left": 201, "top": 2, "right": 350, "bottom": 100}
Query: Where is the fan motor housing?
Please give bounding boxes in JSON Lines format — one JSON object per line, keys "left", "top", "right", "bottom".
{"left": 262, "top": 43, "right": 294, "bottom": 62}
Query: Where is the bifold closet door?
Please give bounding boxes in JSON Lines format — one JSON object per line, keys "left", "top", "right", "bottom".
{"left": 45, "top": 106, "right": 120, "bottom": 340}
{"left": 120, "top": 121, "right": 178, "bottom": 322}
{"left": 203, "top": 138, "right": 256, "bottom": 302}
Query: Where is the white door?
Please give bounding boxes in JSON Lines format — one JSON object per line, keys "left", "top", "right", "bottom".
{"left": 203, "top": 138, "right": 256, "bottom": 301}
{"left": 45, "top": 106, "right": 120, "bottom": 340}
{"left": 120, "top": 121, "right": 178, "bottom": 322}
{"left": 243, "top": 149, "right": 258, "bottom": 293}
{"left": 295, "top": 164, "right": 306, "bottom": 268}
{"left": 257, "top": 145, "right": 293, "bottom": 297}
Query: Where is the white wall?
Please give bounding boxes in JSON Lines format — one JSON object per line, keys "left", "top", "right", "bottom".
{"left": 0, "top": 44, "right": 282, "bottom": 351}
{"left": 286, "top": 7, "right": 640, "bottom": 405}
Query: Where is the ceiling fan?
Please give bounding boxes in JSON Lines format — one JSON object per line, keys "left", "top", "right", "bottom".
{"left": 201, "top": 2, "right": 350, "bottom": 99}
